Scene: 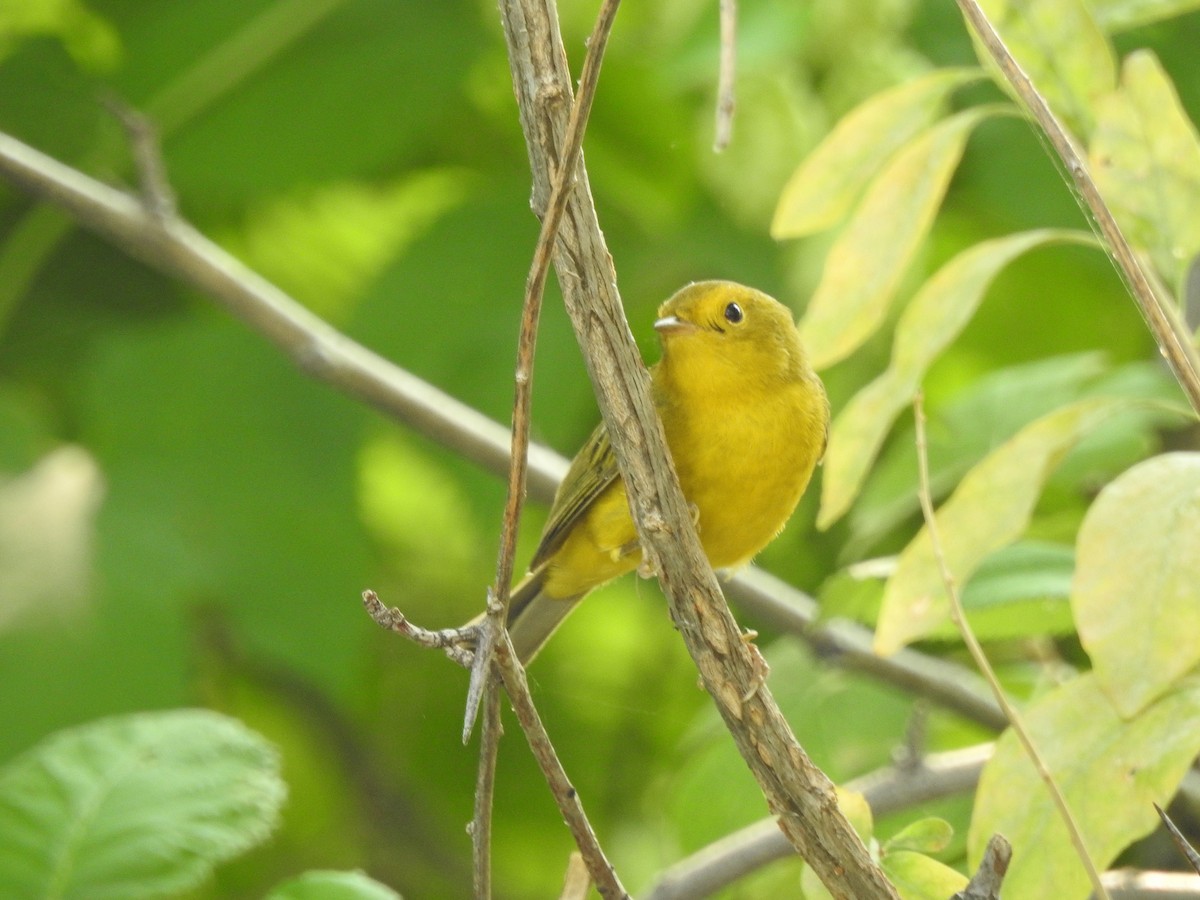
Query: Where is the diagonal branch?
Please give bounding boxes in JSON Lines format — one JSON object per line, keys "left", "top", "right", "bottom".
{"left": 497, "top": 0, "right": 895, "bottom": 895}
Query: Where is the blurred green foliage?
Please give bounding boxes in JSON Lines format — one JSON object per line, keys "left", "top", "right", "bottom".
{"left": 1, "top": 0, "right": 1199, "bottom": 897}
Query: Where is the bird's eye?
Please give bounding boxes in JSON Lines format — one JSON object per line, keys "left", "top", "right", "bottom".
{"left": 724, "top": 302, "right": 744, "bottom": 324}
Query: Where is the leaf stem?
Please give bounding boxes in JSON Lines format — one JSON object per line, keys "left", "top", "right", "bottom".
{"left": 912, "top": 393, "right": 1110, "bottom": 900}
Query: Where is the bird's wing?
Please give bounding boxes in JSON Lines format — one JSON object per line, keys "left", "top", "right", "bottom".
{"left": 530, "top": 420, "right": 621, "bottom": 570}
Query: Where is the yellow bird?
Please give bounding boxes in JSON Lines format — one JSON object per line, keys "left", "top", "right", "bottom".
{"left": 502, "top": 280, "right": 829, "bottom": 663}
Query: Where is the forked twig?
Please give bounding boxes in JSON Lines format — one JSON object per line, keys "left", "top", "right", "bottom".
{"left": 363, "top": 591, "right": 628, "bottom": 898}
{"left": 465, "top": 0, "right": 623, "bottom": 738}
{"left": 465, "top": 0, "right": 622, "bottom": 895}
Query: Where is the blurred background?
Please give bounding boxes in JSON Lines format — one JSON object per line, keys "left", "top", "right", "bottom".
{"left": 0, "top": 0, "right": 1196, "bottom": 896}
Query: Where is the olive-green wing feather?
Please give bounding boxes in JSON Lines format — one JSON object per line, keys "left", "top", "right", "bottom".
{"left": 530, "top": 420, "right": 621, "bottom": 570}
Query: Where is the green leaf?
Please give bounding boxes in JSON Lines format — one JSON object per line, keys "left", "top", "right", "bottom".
{"left": 266, "top": 870, "right": 403, "bottom": 900}
{"left": 953, "top": 540, "right": 1076, "bottom": 640}
{"left": 821, "top": 541, "right": 1077, "bottom": 641}
{"left": 883, "top": 817, "right": 954, "bottom": 854}
{"left": 801, "top": 107, "right": 998, "bottom": 370}
{"left": 848, "top": 357, "right": 1187, "bottom": 556}
{"left": 0, "top": 709, "right": 285, "bottom": 900}
{"left": 875, "top": 397, "right": 1135, "bottom": 654}
{"left": 973, "top": 0, "right": 1115, "bottom": 138}
{"left": 1074, "top": 452, "right": 1200, "bottom": 717}
{"left": 970, "top": 673, "right": 1200, "bottom": 900}
{"left": 1090, "top": 0, "right": 1200, "bottom": 31}
{"left": 881, "top": 850, "right": 968, "bottom": 900}
{"left": 818, "top": 229, "right": 1091, "bottom": 528}
{"left": 1089, "top": 51, "right": 1200, "bottom": 296}
{"left": 771, "top": 68, "right": 981, "bottom": 239}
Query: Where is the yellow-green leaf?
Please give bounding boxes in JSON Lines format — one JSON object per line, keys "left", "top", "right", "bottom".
{"left": 1089, "top": 51, "right": 1200, "bottom": 295}
{"left": 1073, "top": 452, "right": 1200, "bottom": 717}
{"left": 874, "top": 397, "right": 1132, "bottom": 655}
{"left": 771, "top": 68, "right": 981, "bottom": 239}
{"left": 800, "top": 107, "right": 997, "bottom": 370}
{"left": 883, "top": 817, "right": 955, "bottom": 855}
{"left": 882, "top": 851, "right": 969, "bottom": 900}
{"left": 818, "top": 229, "right": 1092, "bottom": 528}
{"left": 973, "top": 0, "right": 1115, "bottom": 138}
{"left": 970, "top": 673, "right": 1200, "bottom": 900}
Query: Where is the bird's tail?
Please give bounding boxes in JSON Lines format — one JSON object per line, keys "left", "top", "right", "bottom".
{"left": 467, "top": 568, "right": 584, "bottom": 665}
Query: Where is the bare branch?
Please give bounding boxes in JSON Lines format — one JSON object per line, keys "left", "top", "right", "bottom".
{"left": 497, "top": 0, "right": 895, "bottom": 894}
{"left": 491, "top": 631, "right": 629, "bottom": 898}
{"left": 470, "top": 681, "right": 501, "bottom": 899}
{"left": 0, "top": 130, "right": 568, "bottom": 504}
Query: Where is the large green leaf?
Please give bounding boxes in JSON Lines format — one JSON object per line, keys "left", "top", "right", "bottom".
{"left": 1073, "top": 452, "right": 1200, "bottom": 717}
{"left": 0, "top": 709, "right": 285, "bottom": 899}
{"left": 1089, "top": 51, "right": 1200, "bottom": 296}
{"left": 800, "top": 107, "right": 997, "bottom": 370}
{"left": 970, "top": 673, "right": 1200, "bottom": 900}
{"left": 771, "top": 68, "right": 981, "bottom": 239}
{"left": 875, "top": 397, "right": 1135, "bottom": 654}
{"left": 972, "top": 0, "right": 1115, "bottom": 138}
{"left": 818, "top": 229, "right": 1091, "bottom": 528}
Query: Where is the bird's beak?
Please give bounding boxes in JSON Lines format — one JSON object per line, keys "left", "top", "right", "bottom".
{"left": 654, "top": 315, "right": 700, "bottom": 336}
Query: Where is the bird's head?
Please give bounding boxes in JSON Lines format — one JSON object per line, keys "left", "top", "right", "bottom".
{"left": 653, "top": 281, "right": 809, "bottom": 388}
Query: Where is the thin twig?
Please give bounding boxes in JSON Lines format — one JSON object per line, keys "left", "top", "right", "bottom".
{"left": 363, "top": 590, "right": 627, "bottom": 896}
{"left": 465, "top": 0, "right": 623, "bottom": 739}
{"left": 0, "top": 128, "right": 1010, "bottom": 732}
{"left": 713, "top": 0, "right": 737, "bottom": 151}
{"left": 492, "top": 631, "right": 629, "bottom": 898}
{"left": 361, "top": 591, "right": 476, "bottom": 666}
{"left": 100, "top": 96, "right": 177, "bottom": 220}
{"left": 465, "top": 1, "right": 622, "bottom": 891}
{"left": 471, "top": 683, "right": 501, "bottom": 899}
{"left": 953, "top": 0, "right": 1200, "bottom": 415}
{"left": 1154, "top": 803, "right": 1200, "bottom": 876}
{"left": 912, "top": 394, "right": 1110, "bottom": 900}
